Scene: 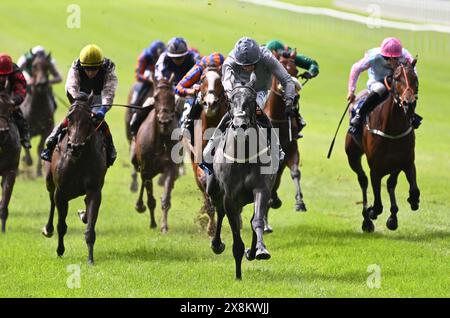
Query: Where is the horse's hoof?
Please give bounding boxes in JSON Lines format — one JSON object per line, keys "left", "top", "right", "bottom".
{"left": 368, "top": 207, "right": 380, "bottom": 220}
{"left": 135, "top": 203, "right": 146, "bottom": 213}
{"left": 57, "top": 247, "right": 65, "bottom": 257}
{"left": 130, "top": 182, "right": 138, "bottom": 193}
{"left": 270, "top": 197, "right": 282, "bottom": 209}
{"left": 160, "top": 226, "right": 168, "bottom": 234}
{"left": 87, "top": 259, "right": 94, "bottom": 266}
{"left": 295, "top": 202, "right": 307, "bottom": 212}
{"left": 245, "top": 248, "right": 255, "bottom": 261}
{"left": 77, "top": 210, "right": 87, "bottom": 224}
{"left": 41, "top": 226, "right": 53, "bottom": 238}
{"left": 211, "top": 241, "right": 225, "bottom": 254}
{"left": 255, "top": 248, "right": 271, "bottom": 260}
{"left": 407, "top": 198, "right": 419, "bottom": 211}
{"left": 386, "top": 217, "right": 398, "bottom": 231}
{"left": 263, "top": 225, "right": 273, "bottom": 234}
{"left": 37, "top": 171, "right": 43, "bottom": 178}
{"left": 362, "top": 220, "right": 375, "bottom": 233}
{"left": 150, "top": 222, "right": 157, "bottom": 229}
{"left": 22, "top": 156, "right": 33, "bottom": 166}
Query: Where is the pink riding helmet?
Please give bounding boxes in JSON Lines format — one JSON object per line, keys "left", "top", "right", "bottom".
{"left": 380, "top": 37, "right": 403, "bottom": 58}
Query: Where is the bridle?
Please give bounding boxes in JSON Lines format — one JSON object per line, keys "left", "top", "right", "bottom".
{"left": 384, "top": 64, "right": 417, "bottom": 114}
{"left": 66, "top": 103, "right": 103, "bottom": 150}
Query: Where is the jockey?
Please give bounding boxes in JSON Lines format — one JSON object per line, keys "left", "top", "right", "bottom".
{"left": 201, "top": 37, "right": 297, "bottom": 173}
{"left": 347, "top": 37, "right": 421, "bottom": 133}
{"left": 176, "top": 52, "right": 225, "bottom": 133}
{"left": 266, "top": 39, "right": 320, "bottom": 138}
{"left": 40, "top": 44, "right": 118, "bottom": 167}
{"left": 129, "top": 37, "right": 197, "bottom": 137}
{"left": 17, "top": 45, "right": 63, "bottom": 110}
{"left": 0, "top": 53, "right": 31, "bottom": 148}
{"left": 131, "top": 40, "right": 166, "bottom": 106}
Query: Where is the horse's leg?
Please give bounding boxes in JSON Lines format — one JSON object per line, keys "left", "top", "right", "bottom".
{"left": 36, "top": 134, "right": 46, "bottom": 177}
{"left": 130, "top": 168, "right": 138, "bottom": 193}
{"left": 160, "top": 167, "right": 176, "bottom": 233}
{"left": 134, "top": 175, "right": 146, "bottom": 213}
{"left": 245, "top": 214, "right": 258, "bottom": 261}
{"left": 22, "top": 147, "right": 33, "bottom": 167}
{"left": 368, "top": 169, "right": 383, "bottom": 223}
{"left": 84, "top": 190, "right": 101, "bottom": 265}
{"left": 42, "top": 190, "right": 56, "bottom": 237}
{"left": 144, "top": 178, "right": 157, "bottom": 229}
{"left": 0, "top": 170, "right": 17, "bottom": 233}
{"left": 252, "top": 190, "right": 271, "bottom": 260}
{"left": 345, "top": 135, "right": 372, "bottom": 232}
{"left": 225, "top": 204, "right": 245, "bottom": 280}
{"left": 386, "top": 171, "right": 400, "bottom": 231}
{"left": 405, "top": 163, "right": 420, "bottom": 211}
{"left": 55, "top": 191, "right": 68, "bottom": 257}
{"left": 210, "top": 205, "right": 225, "bottom": 254}
{"left": 269, "top": 169, "right": 283, "bottom": 210}
{"left": 204, "top": 192, "right": 216, "bottom": 237}
{"left": 289, "top": 146, "right": 307, "bottom": 212}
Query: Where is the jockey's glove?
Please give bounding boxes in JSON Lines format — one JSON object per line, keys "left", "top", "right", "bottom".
{"left": 300, "top": 71, "right": 313, "bottom": 79}
{"left": 284, "top": 100, "right": 298, "bottom": 117}
{"left": 93, "top": 106, "right": 108, "bottom": 121}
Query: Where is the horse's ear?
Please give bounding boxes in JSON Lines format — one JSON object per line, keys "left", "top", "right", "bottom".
{"left": 47, "top": 52, "right": 52, "bottom": 61}
{"left": 88, "top": 91, "right": 94, "bottom": 105}
{"left": 168, "top": 72, "right": 175, "bottom": 85}
{"left": 248, "top": 72, "right": 257, "bottom": 88}
{"left": 152, "top": 71, "right": 157, "bottom": 86}
{"left": 290, "top": 48, "right": 296, "bottom": 59}
{"left": 412, "top": 58, "right": 417, "bottom": 68}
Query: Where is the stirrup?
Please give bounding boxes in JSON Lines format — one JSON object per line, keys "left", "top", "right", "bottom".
{"left": 199, "top": 162, "right": 213, "bottom": 175}
{"left": 40, "top": 148, "right": 52, "bottom": 162}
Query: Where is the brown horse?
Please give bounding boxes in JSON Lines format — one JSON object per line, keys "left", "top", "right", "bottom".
{"left": 132, "top": 76, "right": 178, "bottom": 233}
{"left": 125, "top": 81, "right": 154, "bottom": 192}
{"left": 263, "top": 51, "right": 306, "bottom": 232}
{"left": 0, "top": 94, "right": 21, "bottom": 233}
{"left": 345, "top": 60, "right": 420, "bottom": 233}
{"left": 42, "top": 92, "right": 107, "bottom": 264}
{"left": 187, "top": 67, "right": 227, "bottom": 237}
{"left": 20, "top": 53, "right": 55, "bottom": 176}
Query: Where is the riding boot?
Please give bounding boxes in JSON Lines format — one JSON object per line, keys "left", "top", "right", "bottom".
{"left": 350, "top": 91, "right": 385, "bottom": 133}
{"left": 13, "top": 109, "right": 31, "bottom": 149}
{"left": 200, "top": 112, "right": 231, "bottom": 175}
{"left": 49, "top": 87, "right": 57, "bottom": 111}
{"left": 257, "top": 111, "right": 285, "bottom": 162}
{"left": 40, "top": 121, "right": 65, "bottom": 161}
{"left": 296, "top": 113, "right": 307, "bottom": 139}
{"left": 130, "top": 107, "right": 151, "bottom": 137}
{"left": 182, "top": 99, "right": 202, "bottom": 142}
{"left": 105, "top": 132, "right": 117, "bottom": 167}
{"left": 411, "top": 113, "right": 423, "bottom": 129}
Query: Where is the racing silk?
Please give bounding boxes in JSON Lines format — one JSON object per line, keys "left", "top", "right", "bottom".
{"left": 293, "top": 52, "right": 319, "bottom": 77}
{"left": 154, "top": 51, "right": 196, "bottom": 87}
{"left": 17, "top": 52, "right": 61, "bottom": 81}
{"left": 348, "top": 47, "right": 414, "bottom": 93}
{"left": 135, "top": 45, "right": 160, "bottom": 82}
{"left": 222, "top": 46, "right": 296, "bottom": 104}
{"left": 175, "top": 52, "right": 225, "bottom": 96}
{"left": 65, "top": 58, "right": 118, "bottom": 110}
{"left": 0, "top": 64, "right": 27, "bottom": 106}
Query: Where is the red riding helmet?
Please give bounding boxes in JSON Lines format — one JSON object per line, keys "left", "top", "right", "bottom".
{"left": 0, "top": 53, "right": 13, "bottom": 75}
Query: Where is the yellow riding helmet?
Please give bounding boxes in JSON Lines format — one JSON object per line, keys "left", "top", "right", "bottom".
{"left": 79, "top": 44, "right": 104, "bottom": 67}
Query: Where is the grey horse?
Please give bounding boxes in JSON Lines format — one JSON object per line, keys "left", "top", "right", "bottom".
{"left": 206, "top": 75, "right": 278, "bottom": 279}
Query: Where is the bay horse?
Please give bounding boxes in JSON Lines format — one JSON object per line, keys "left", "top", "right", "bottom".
{"left": 20, "top": 52, "right": 55, "bottom": 176}
{"left": 132, "top": 76, "right": 178, "bottom": 233}
{"left": 42, "top": 92, "right": 107, "bottom": 265}
{"left": 345, "top": 59, "right": 420, "bottom": 233}
{"left": 0, "top": 94, "right": 21, "bottom": 233}
{"left": 188, "top": 67, "right": 227, "bottom": 237}
{"left": 126, "top": 81, "right": 154, "bottom": 192}
{"left": 207, "top": 75, "right": 277, "bottom": 279}
{"left": 263, "top": 50, "right": 306, "bottom": 233}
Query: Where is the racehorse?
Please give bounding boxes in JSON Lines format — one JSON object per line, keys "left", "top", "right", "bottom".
{"left": 20, "top": 52, "right": 55, "bottom": 176}
{"left": 132, "top": 76, "right": 178, "bottom": 233}
{"left": 126, "top": 80, "right": 154, "bottom": 192}
{"left": 345, "top": 59, "right": 420, "bottom": 232}
{"left": 263, "top": 50, "right": 306, "bottom": 232}
{"left": 207, "top": 75, "right": 277, "bottom": 279}
{"left": 42, "top": 92, "right": 108, "bottom": 265}
{"left": 0, "top": 93, "right": 21, "bottom": 233}
{"left": 188, "top": 67, "right": 227, "bottom": 237}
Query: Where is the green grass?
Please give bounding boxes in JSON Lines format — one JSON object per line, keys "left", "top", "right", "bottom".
{"left": 0, "top": 0, "right": 449, "bottom": 297}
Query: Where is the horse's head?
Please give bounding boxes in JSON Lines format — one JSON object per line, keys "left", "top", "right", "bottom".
{"left": 153, "top": 75, "right": 176, "bottom": 135}
{"left": 66, "top": 92, "right": 96, "bottom": 158}
{"left": 199, "top": 67, "right": 225, "bottom": 117}
{"left": 229, "top": 73, "right": 257, "bottom": 131}
{"left": 0, "top": 93, "right": 14, "bottom": 144}
{"left": 31, "top": 51, "right": 51, "bottom": 94}
{"left": 389, "top": 59, "right": 418, "bottom": 116}
{"left": 279, "top": 50, "right": 299, "bottom": 78}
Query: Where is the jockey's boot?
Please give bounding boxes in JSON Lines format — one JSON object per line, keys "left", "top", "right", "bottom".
{"left": 294, "top": 113, "right": 307, "bottom": 139}
{"left": 200, "top": 112, "right": 231, "bottom": 175}
{"left": 13, "top": 109, "right": 31, "bottom": 149}
{"left": 181, "top": 100, "right": 202, "bottom": 143}
{"left": 410, "top": 113, "right": 423, "bottom": 129}
{"left": 350, "top": 91, "right": 384, "bottom": 134}
{"left": 130, "top": 107, "right": 150, "bottom": 137}
{"left": 41, "top": 121, "right": 65, "bottom": 161}
{"left": 257, "top": 111, "right": 285, "bottom": 163}
{"left": 104, "top": 131, "right": 117, "bottom": 167}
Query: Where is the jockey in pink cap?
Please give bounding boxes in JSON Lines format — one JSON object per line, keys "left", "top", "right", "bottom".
{"left": 347, "top": 37, "right": 422, "bottom": 133}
